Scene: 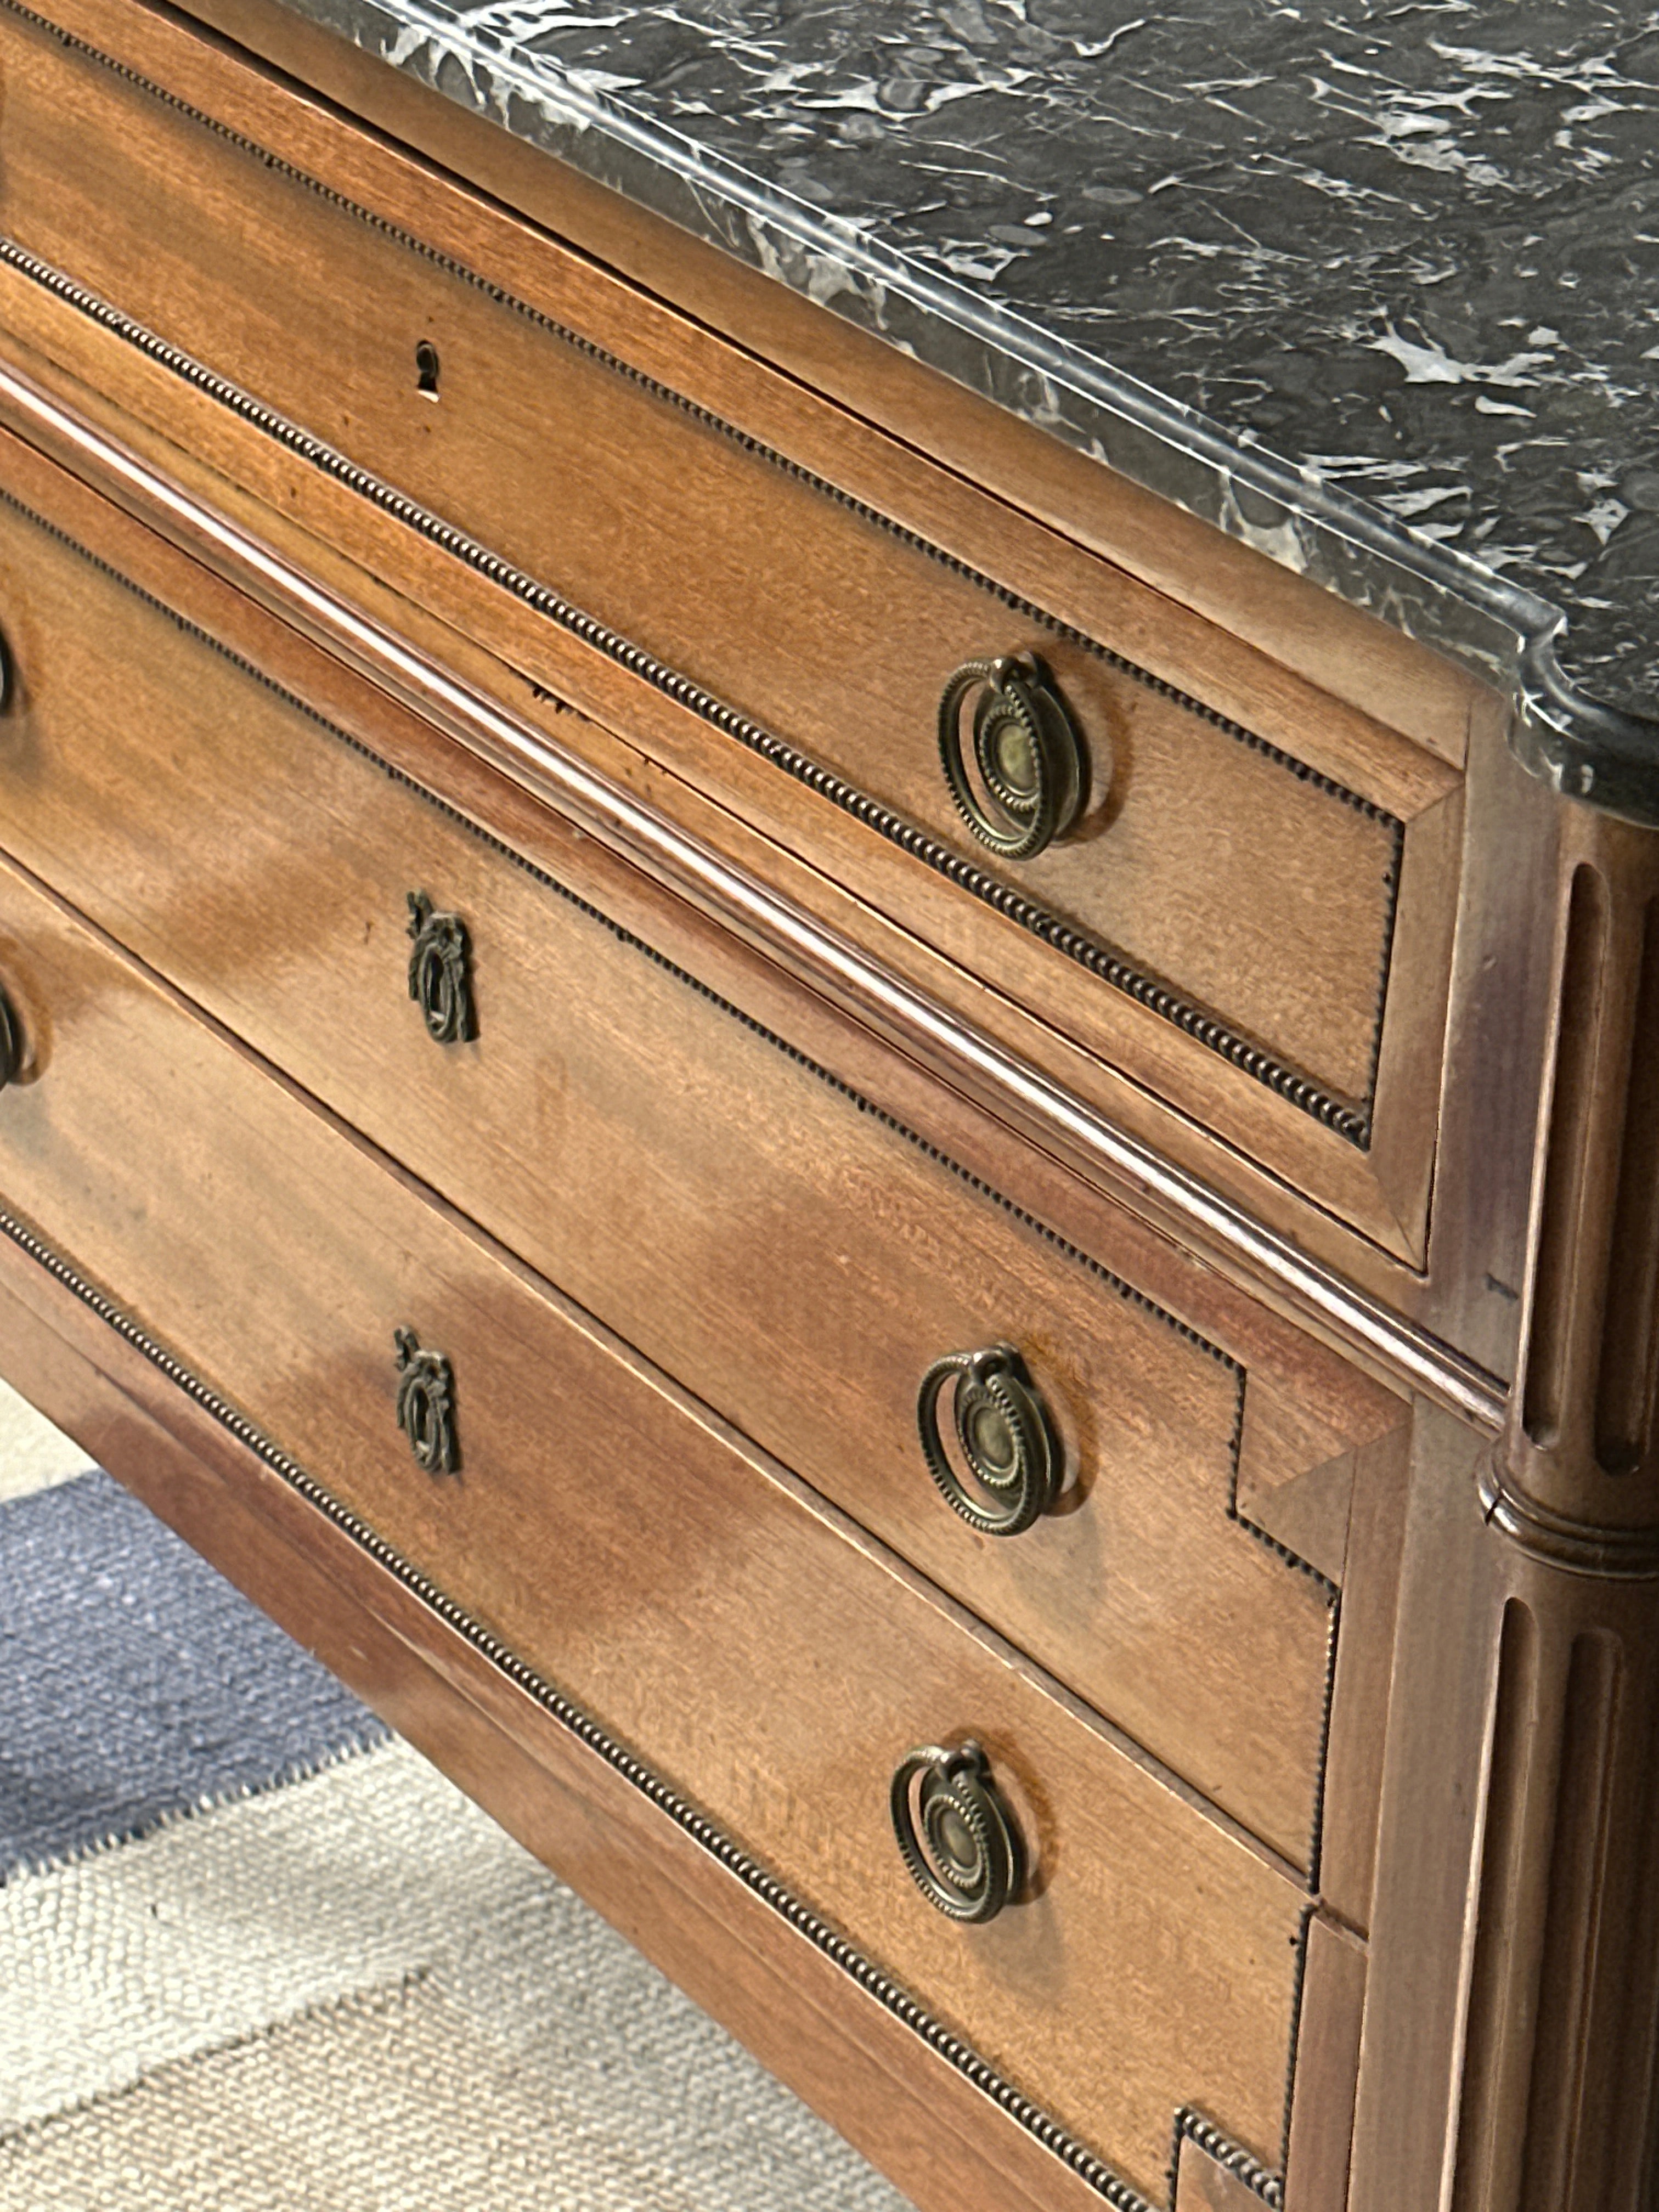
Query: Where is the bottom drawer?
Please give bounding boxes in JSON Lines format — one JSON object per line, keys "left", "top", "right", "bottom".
{"left": 0, "top": 846, "right": 1307, "bottom": 2203}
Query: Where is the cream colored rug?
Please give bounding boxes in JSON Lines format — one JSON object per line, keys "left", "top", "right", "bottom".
{"left": 0, "top": 1380, "right": 89, "bottom": 1502}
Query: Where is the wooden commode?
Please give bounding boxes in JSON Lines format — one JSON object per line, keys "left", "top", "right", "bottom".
{"left": 1, "top": 2, "right": 1656, "bottom": 2207}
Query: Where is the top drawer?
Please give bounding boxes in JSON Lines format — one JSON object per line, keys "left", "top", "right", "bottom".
{"left": 0, "top": 0, "right": 1463, "bottom": 1257}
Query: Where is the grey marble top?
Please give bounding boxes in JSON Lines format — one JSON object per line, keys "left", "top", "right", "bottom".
{"left": 279, "top": 0, "right": 1659, "bottom": 814}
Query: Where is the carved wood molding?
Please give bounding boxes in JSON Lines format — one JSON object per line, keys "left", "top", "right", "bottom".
{"left": 1171, "top": 2109, "right": 1286, "bottom": 2208}
{"left": 1479, "top": 1451, "right": 1659, "bottom": 1581}
{"left": 1451, "top": 1577, "right": 1659, "bottom": 2205}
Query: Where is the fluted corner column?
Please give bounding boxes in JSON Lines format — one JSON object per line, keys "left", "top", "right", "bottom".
{"left": 1454, "top": 804, "right": 1659, "bottom": 2212}
{"left": 1348, "top": 803, "right": 1659, "bottom": 2212}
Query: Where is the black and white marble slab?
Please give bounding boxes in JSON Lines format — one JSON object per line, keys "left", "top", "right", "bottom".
{"left": 275, "top": 0, "right": 1659, "bottom": 815}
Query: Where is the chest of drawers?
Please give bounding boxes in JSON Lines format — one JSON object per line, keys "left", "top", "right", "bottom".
{"left": 1, "top": 2, "right": 1656, "bottom": 2207}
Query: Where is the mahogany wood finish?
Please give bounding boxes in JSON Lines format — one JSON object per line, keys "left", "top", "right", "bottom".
{"left": 0, "top": 0, "right": 1655, "bottom": 2204}
{"left": 1282, "top": 1917, "right": 1368, "bottom": 2210}
{"left": 0, "top": 0, "right": 1464, "bottom": 1259}
{"left": 0, "top": 843, "right": 1307, "bottom": 2199}
{"left": 0, "top": 430, "right": 1393, "bottom": 1867}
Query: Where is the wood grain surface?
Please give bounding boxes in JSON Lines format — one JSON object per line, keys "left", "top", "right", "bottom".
{"left": 7, "top": 0, "right": 1642, "bottom": 2204}
{"left": 1283, "top": 1915, "right": 1368, "bottom": 2210}
{"left": 0, "top": 251, "right": 1449, "bottom": 1269}
{"left": 0, "top": 438, "right": 1367, "bottom": 1869}
{"left": 0, "top": 842, "right": 1308, "bottom": 2202}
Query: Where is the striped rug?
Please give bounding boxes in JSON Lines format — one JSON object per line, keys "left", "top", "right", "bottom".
{"left": 0, "top": 1383, "right": 909, "bottom": 2211}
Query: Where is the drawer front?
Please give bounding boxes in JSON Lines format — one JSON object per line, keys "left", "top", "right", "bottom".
{"left": 0, "top": 845, "right": 1307, "bottom": 2204}
{"left": 0, "top": 445, "right": 1346, "bottom": 1869}
{"left": 0, "top": 0, "right": 1462, "bottom": 1255}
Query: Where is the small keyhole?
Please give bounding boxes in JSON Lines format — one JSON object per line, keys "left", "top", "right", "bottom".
{"left": 415, "top": 340, "right": 441, "bottom": 400}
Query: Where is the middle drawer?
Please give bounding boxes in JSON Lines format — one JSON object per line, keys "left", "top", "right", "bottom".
{"left": 0, "top": 436, "right": 1343, "bottom": 1868}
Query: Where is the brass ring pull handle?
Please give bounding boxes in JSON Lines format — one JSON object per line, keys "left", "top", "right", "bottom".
{"left": 937, "top": 653, "right": 1086, "bottom": 861}
{"left": 394, "top": 1327, "right": 459, "bottom": 1474}
{"left": 916, "top": 1344, "right": 1062, "bottom": 1538}
{"left": 0, "top": 988, "right": 22, "bottom": 1090}
{"left": 890, "top": 1741, "right": 1022, "bottom": 1924}
{"left": 407, "top": 891, "right": 475, "bottom": 1045}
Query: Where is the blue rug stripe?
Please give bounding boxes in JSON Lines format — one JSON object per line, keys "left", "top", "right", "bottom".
{"left": 0, "top": 1470, "right": 389, "bottom": 1881}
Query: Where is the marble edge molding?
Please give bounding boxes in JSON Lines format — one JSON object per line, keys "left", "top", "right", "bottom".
{"left": 276, "top": 0, "right": 1659, "bottom": 830}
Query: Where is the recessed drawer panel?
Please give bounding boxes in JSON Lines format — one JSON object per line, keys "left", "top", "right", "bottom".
{"left": 0, "top": 843, "right": 1307, "bottom": 2205}
{"left": 0, "top": 443, "right": 1364, "bottom": 1870}
{"left": 0, "top": 0, "right": 1463, "bottom": 1257}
